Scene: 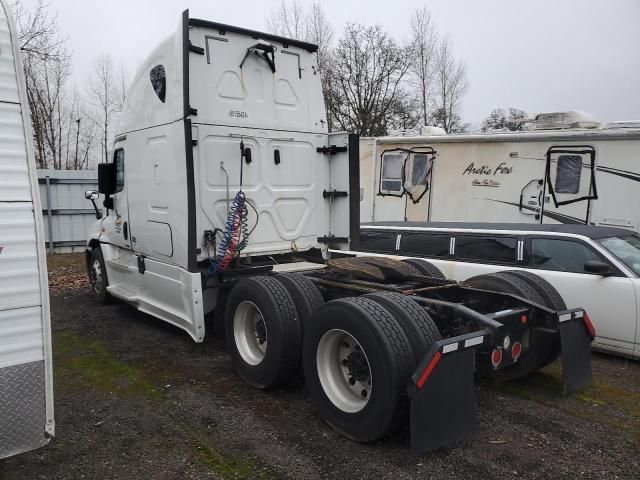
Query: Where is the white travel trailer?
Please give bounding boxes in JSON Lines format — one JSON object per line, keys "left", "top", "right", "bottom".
{"left": 84, "top": 12, "right": 594, "bottom": 454}
{"left": 361, "top": 112, "right": 640, "bottom": 229}
{"left": 0, "top": 0, "right": 54, "bottom": 459}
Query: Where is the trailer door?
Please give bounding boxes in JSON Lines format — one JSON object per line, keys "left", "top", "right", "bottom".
{"left": 542, "top": 146, "right": 597, "bottom": 225}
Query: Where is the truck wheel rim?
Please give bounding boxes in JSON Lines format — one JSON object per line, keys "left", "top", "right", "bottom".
{"left": 316, "top": 329, "right": 372, "bottom": 413}
{"left": 91, "top": 259, "right": 103, "bottom": 294}
{"left": 234, "top": 301, "right": 268, "bottom": 365}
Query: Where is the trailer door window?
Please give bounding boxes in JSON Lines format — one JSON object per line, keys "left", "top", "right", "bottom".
{"left": 150, "top": 65, "right": 166, "bottom": 103}
{"left": 530, "top": 238, "right": 604, "bottom": 273}
{"left": 554, "top": 155, "right": 582, "bottom": 194}
{"left": 380, "top": 152, "right": 406, "bottom": 194}
{"left": 455, "top": 235, "right": 518, "bottom": 264}
{"left": 114, "top": 149, "right": 125, "bottom": 193}
{"left": 411, "top": 154, "right": 432, "bottom": 186}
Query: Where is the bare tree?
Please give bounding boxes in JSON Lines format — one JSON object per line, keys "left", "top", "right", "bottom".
{"left": 327, "top": 23, "right": 413, "bottom": 136}
{"left": 408, "top": 7, "right": 437, "bottom": 127}
{"left": 481, "top": 107, "right": 528, "bottom": 132}
{"left": 266, "top": 2, "right": 334, "bottom": 129}
{"left": 266, "top": 0, "right": 306, "bottom": 39}
{"left": 431, "top": 36, "right": 469, "bottom": 133}
{"left": 87, "top": 53, "right": 120, "bottom": 164}
{"left": 12, "top": 0, "right": 71, "bottom": 168}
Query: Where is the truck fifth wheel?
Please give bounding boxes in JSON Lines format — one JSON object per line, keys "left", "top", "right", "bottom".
{"left": 84, "top": 10, "right": 594, "bottom": 454}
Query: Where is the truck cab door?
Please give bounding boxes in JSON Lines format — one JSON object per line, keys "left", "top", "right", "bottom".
{"left": 101, "top": 148, "right": 131, "bottom": 251}
{"left": 542, "top": 146, "right": 597, "bottom": 225}
{"left": 519, "top": 178, "right": 543, "bottom": 221}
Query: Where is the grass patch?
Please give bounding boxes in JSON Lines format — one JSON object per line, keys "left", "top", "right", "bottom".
{"left": 54, "top": 330, "right": 163, "bottom": 400}
{"left": 489, "top": 364, "right": 640, "bottom": 439}
{"left": 193, "top": 441, "right": 280, "bottom": 480}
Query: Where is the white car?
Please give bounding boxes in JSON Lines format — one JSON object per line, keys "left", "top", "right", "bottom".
{"left": 353, "top": 222, "right": 640, "bottom": 359}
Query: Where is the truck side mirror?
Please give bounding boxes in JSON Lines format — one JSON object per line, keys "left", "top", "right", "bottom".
{"left": 98, "top": 163, "right": 117, "bottom": 195}
{"left": 584, "top": 260, "right": 612, "bottom": 276}
{"left": 84, "top": 190, "right": 102, "bottom": 219}
{"left": 85, "top": 190, "right": 99, "bottom": 200}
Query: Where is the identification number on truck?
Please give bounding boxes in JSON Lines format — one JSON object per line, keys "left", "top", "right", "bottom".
{"left": 229, "top": 110, "right": 248, "bottom": 119}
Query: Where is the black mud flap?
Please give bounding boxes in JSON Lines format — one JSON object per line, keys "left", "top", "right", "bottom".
{"left": 558, "top": 308, "right": 594, "bottom": 396}
{"left": 407, "top": 331, "right": 487, "bottom": 454}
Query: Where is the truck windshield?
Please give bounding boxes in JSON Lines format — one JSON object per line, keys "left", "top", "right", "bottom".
{"left": 597, "top": 234, "right": 640, "bottom": 276}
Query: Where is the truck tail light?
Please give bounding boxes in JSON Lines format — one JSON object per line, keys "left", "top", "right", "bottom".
{"left": 490, "top": 349, "right": 502, "bottom": 368}
{"left": 583, "top": 312, "right": 596, "bottom": 339}
{"left": 511, "top": 342, "right": 522, "bottom": 361}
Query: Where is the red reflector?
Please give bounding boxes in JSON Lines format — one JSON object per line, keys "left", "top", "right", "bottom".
{"left": 511, "top": 342, "right": 522, "bottom": 360}
{"left": 520, "top": 315, "right": 528, "bottom": 325}
{"left": 583, "top": 312, "right": 596, "bottom": 339}
{"left": 490, "top": 349, "right": 503, "bottom": 368}
{"left": 416, "top": 351, "right": 442, "bottom": 389}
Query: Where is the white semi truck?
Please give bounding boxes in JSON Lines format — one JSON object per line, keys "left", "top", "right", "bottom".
{"left": 84, "top": 11, "right": 594, "bottom": 454}
{"left": 0, "top": 0, "right": 54, "bottom": 459}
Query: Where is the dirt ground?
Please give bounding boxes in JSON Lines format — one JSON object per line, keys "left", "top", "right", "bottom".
{"left": 1, "top": 253, "right": 639, "bottom": 479}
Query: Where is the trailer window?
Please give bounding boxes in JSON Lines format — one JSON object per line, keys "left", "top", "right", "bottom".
{"left": 455, "top": 235, "right": 517, "bottom": 264}
{"left": 150, "top": 65, "right": 166, "bottom": 103}
{"left": 380, "top": 152, "right": 405, "bottom": 194}
{"left": 400, "top": 232, "right": 450, "bottom": 258}
{"left": 411, "top": 154, "right": 432, "bottom": 186}
{"left": 114, "top": 149, "right": 125, "bottom": 193}
{"left": 530, "top": 238, "right": 603, "bottom": 273}
{"left": 554, "top": 155, "right": 582, "bottom": 194}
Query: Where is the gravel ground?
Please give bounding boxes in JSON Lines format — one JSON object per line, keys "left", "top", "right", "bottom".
{"left": 1, "top": 254, "right": 639, "bottom": 479}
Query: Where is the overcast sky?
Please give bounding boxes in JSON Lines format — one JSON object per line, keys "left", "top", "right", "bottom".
{"left": 21, "top": 0, "right": 640, "bottom": 127}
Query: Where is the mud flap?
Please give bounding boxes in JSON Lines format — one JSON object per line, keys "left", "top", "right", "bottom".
{"left": 558, "top": 309, "right": 593, "bottom": 396}
{"left": 407, "top": 331, "right": 487, "bottom": 454}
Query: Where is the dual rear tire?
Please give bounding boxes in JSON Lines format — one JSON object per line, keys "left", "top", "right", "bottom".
{"left": 304, "top": 293, "right": 440, "bottom": 442}
{"left": 224, "top": 275, "right": 443, "bottom": 443}
{"left": 465, "top": 270, "right": 566, "bottom": 380}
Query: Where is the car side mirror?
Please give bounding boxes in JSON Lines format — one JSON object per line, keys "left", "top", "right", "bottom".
{"left": 584, "top": 260, "right": 612, "bottom": 276}
{"left": 84, "top": 190, "right": 102, "bottom": 219}
{"left": 98, "top": 162, "right": 116, "bottom": 195}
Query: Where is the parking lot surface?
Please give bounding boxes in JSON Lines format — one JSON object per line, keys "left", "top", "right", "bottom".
{"left": 1, "top": 254, "right": 639, "bottom": 479}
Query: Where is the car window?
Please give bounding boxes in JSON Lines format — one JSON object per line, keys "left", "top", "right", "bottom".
{"left": 530, "top": 238, "right": 603, "bottom": 273}
{"left": 455, "top": 235, "right": 517, "bottom": 264}
{"left": 597, "top": 234, "right": 640, "bottom": 276}
{"left": 359, "top": 230, "right": 397, "bottom": 252}
{"left": 400, "top": 232, "right": 450, "bottom": 258}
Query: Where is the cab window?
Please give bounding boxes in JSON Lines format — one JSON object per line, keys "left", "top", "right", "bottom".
{"left": 114, "top": 149, "right": 125, "bottom": 193}
{"left": 530, "top": 238, "right": 603, "bottom": 273}
{"left": 150, "top": 65, "right": 166, "bottom": 103}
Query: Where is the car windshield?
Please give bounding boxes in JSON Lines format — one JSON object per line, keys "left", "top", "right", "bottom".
{"left": 597, "top": 234, "right": 640, "bottom": 276}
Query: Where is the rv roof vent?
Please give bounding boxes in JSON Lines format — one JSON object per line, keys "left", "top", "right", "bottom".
{"left": 533, "top": 110, "right": 601, "bottom": 130}
{"left": 421, "top": 125, "right": 447, "bottom": 136}
{"left": 604, "top": 120, "right": 640, "bottom": 130}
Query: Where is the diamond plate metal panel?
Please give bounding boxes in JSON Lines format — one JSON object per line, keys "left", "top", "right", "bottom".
{"left": 0, "top": 361, "right": 48, "bottom": 459}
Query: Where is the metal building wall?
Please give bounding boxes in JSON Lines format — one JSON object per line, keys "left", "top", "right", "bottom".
{"left": 37, "top": 169, "right": 98, "bottom": 253}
